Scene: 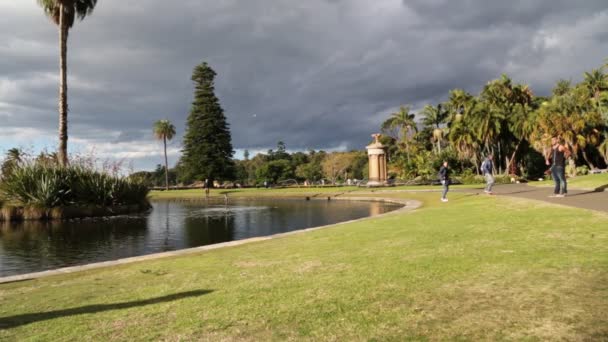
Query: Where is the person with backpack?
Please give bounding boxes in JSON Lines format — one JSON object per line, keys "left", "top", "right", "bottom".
{"left": 438, "top": 160, "right": 450, "bottom": 202}
{"left": 481, "top": 154, "right": 494, "bottom": 194}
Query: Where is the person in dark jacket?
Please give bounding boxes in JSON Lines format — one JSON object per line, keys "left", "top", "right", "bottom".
{"left": 481, "top": 154, "right": 494, "bottom": 194}
{"left": 439, "top": 160, "right": 450, "bottom": 202}
{"left": 546, "top": 136, "right": 570, "bottom": 197}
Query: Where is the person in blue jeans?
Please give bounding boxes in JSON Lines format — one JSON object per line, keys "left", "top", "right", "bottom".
{"left": 481, "top": 154, "right": 494, "bottom": 194}
{"left": 438, "top": 160, "right": 450, "bottom": 202}
{"left": 546, "top": 136, "right": 571, "bottom": 197}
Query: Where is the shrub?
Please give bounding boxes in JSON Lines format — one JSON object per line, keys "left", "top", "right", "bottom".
{"left": 0, "top": 162, "right": 149, "bottom": 208}
{"left": 457, "top": 170, "right": 484, "bottom": 184}
{"left": 575, "top": 165, "right": 589, "bottom": 176}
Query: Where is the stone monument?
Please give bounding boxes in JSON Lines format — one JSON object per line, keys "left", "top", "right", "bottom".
{"left": 366, "top": 133, "right": 388, "bottom": 186}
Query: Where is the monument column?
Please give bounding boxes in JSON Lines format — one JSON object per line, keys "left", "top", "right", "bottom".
{"left": 366, "top": 133, "right": 388, "bottom": 187}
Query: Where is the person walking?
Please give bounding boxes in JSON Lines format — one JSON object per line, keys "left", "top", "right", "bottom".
{"left": 546, "top": 136, "right": 570, "bottom": 197}
{"left": 481, "top": 154, "right": 495, "bottom": 194}
{"left": 204, "top": 178, "right": 210, "bottom": 198}
{"left": 439, "top": 160, "right": 450, "bottom": 202}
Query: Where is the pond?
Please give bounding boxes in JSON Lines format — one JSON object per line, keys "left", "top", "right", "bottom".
{"left": 0, "top": 198, "right": 402, "bottom": 277}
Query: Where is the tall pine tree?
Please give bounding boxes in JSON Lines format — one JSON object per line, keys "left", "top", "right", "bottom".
{"left": 180, "top": 62, "right": 234, "bottom": 184}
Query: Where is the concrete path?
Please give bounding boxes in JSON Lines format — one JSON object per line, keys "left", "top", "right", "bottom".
{"left": 459, "top": 183, "right": 608, "bottom": 213}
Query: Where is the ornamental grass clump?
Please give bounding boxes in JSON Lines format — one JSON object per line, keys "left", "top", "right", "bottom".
{"left": 0, "top": 161, "right": 149, "bottom": 208}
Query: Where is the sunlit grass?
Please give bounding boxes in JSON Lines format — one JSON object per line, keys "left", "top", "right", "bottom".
{"left": 529, "top": 172, "right": 608, "bottom": 190}
{"left": 148, "top": 184, "right": 482, "bottom": 201}
{"left": 1, "top": 191, "right": 606, "bottom": 340}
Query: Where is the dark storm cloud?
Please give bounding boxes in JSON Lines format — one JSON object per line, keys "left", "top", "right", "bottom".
{"left": 1, "top": 0, "right": 608, "bottom": 169}
{"left": 403, "top": 0, "right": 608, "bottom": 30}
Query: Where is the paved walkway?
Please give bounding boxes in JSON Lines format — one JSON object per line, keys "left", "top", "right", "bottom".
{"left": 460, "top": 183, "right": 608, "bottom": 213}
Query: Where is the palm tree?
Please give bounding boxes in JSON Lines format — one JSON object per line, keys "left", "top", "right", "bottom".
{"left": 1, "top": 148, "right": 25, "bottom": 178}
{"left": 446, "top": 89, "right": 474, "bottom": 125}
{"left": 599, "top": 133, "right": 608, "bottom": 165}
{"left": 38, "top": 0, "right": 98, "bottom": 166}
{"left": 420, "top": 104, "right": 448, "bottom": 154}
{"left": 583, "top": 68, "right": 608, "bottom": 121}
{"left": 504, "top": 84, "right": 535, "bottom": 174}
{"left": 449, "top": 115, "right": 481, "bottom": 172}
{"left": 583, "top": 68, "right": 608, "bottom": 101}
{"left": 552, "top": 79, "right": 572, "bottom": 97}
{"left": 381, "top": 106, "right": 417, "bottom": 162}
{"left": 153, "top": 120, "right": 176, "bottom": 190}
{"left": 535, "top": 85, "right": 603, "bottom": 168}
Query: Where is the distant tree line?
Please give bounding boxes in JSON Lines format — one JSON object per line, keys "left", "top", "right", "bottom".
{"left": 379, "top": 60, "right": 608, "bottom": 181}
{"left": 132, "top": 141, "right": 368, "bottom": 188}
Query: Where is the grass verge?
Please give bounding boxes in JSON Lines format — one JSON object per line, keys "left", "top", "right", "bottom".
{"left": 1, "top": 190, "right": 607, "bottom": 340}
{"left": 529, "top": 172, "right": 608, "bottom": 191}
{"left": 148, "top": 184, "right": 482, "bottom": 201}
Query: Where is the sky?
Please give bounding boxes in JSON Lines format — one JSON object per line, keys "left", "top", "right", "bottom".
{"left": 1, "top": 0, "right": 608, "bottom": 171}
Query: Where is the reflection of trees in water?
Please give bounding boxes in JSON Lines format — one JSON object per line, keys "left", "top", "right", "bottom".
{"left": 183, "top": 209, "right": 235, "bottom": 247}
{"left": 162, "top": 201, "right": 171, "bottom": 251}
{"left": 0, "top": 217, "right": 148, "bottom": 275}
{"left": 0, "top": 199, "right": 403, "bottom": 277}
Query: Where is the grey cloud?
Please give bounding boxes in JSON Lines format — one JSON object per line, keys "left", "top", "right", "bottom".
{"left": 1, "top": 1, "right": 608, "bottom": 170}
{"left": 403, "top": 0, "right": 608, "bottom": 30}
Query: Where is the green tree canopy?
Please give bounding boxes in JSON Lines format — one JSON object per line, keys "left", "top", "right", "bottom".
{"left": 180, "top": 62, "right": 235, "bottom": 184}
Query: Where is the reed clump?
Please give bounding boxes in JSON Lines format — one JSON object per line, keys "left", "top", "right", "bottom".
{"left": 0, "top": 161, "right": 150, "bottom": 221}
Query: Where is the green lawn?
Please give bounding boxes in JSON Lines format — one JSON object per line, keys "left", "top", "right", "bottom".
{"left": 1, "top": 190, "right": 607, "bottom": 341}
{"left": 529, "top": 172, "right": 608, "bottom": 190}
{"left": 149, "top": 184, "right": 482, "bottom": 200}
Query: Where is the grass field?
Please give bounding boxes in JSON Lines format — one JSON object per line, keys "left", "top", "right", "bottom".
{"left": 529, "top": 172, "right": 608, "bottom": 190}
{"left": 148, "top": 184, "right": 482, "bottom": 200}
{"left": 1, "top": 189, "right": 607, "bottom": 341}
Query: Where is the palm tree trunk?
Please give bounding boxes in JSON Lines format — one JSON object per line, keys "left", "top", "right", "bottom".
{"left": 506, "top": 138, "right": 523, "bottom": 175}
{"left": 58, "top": 4, "right": 69, "bottom": 166}
{"left": 581, "top": 149, "right": 595, "bottom": 169}
{"left": 497, "top": 142, "right": 502, "bottom": 174}
{"left": 163, "top": 136, "right": 169, "bottom": 190}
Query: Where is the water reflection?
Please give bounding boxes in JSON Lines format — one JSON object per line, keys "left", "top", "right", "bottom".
{"left": 0, "top": 199, "right": 401, "bottom": 277}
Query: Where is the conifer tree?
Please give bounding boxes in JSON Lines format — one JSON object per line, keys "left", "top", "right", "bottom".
{"left": 180, "top": 62, "right": 234, "bottom": 183}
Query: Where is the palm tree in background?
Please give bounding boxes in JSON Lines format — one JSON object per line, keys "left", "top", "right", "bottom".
{"left": 421, "top": 104, "right": 448, "bottom": 154}
{"left": 38, "top": 0, "right": 98, "bottom": 166}
{"left": 535, "top": 85, "right": 603, "bottom": 168}
{"left": 552, "top": 79, "right": 572, "bottom": 97}
{"left": 583, "top": 68, "right": 608, "bottom": 101}
{"left": 447, "top": 99, "right": 483, "bottom": 173}
{"left": 1, "top": 148, "right": 25, "bottom": 177}
{"left": 446, "top": 89, "right": 473, "bottom": 125}
{"left": 153, "top": 120, "right": 176, "bottom": 190}
{"left": 583, "top": 68, "right": 608, "bottom": 120}
{"left": 382, "top": 106, "right": 417, "bottom": 162}
{"left": 599, "top": 132, "right": 608, "bottom": 166}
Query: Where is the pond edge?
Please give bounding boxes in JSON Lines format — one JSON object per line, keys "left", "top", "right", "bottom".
{"left": 0, "top": 197, "right": 421, "bottom": 284}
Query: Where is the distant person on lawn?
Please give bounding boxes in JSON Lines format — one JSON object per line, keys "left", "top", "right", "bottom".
{"left": 481, "top": 154, "right": 495, "bottom": 194}
{"left": 439, "top": 160, "right": 450, "bottom": 202}
{"left": 546, "top": 136, "right": 571, "bottom": 197}
{"left": 204, "top": 178, "right": 210, "bottom": 197}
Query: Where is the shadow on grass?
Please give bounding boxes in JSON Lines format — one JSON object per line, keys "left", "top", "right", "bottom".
{"left": 559, "top": 186, "right": 607, "bottom": 198}
{"left": 0, "top": 289, "right": 213, "bottom": 330}
{"left": 594, "top": 184, "right": 608, "bottom": 192}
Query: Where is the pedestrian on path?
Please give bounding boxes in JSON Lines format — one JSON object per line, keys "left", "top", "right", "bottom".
{"left": 546, "top": 136, "right": 571, "bottom": 197}
{"left": 439, "top": 160, "right": 450, "bottom": 202}
{"left": 481, "top": 154, "right": 495, "bottom": 194}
